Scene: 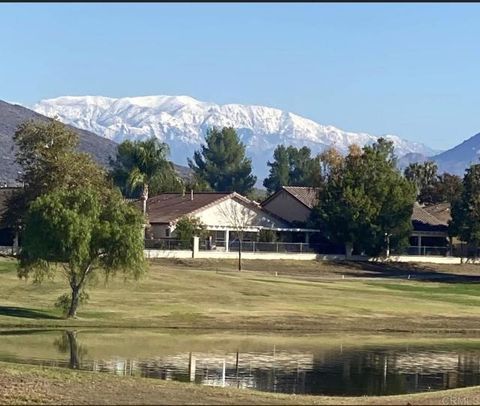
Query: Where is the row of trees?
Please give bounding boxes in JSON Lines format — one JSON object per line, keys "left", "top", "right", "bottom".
{"left": 109, "top": 127, "right": 257, "bottom": 205}
{"left": 106, "top": 125, "right": 463, "bottom": 211}
{"left": 306, "top": 146, "right": 480, "bottom": 256}
{"left": 106, "top": 123, "right": 466, "bottom": 258}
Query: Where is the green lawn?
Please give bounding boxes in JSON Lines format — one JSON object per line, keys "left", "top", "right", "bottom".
{"left": 0, "top": 257, "right": 479, "bottom": 332}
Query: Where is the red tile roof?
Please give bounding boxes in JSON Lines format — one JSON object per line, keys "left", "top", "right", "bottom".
{"left": 282, "top": 186, "right": 320, "bottom": 209}
{"left": 145, "top": 192, "right": 250, "bottom": 224}
{"left": 423, "top": 202, "right": 451, "bottom": 225}
{"left": 411, "top": 202, "right": 448, "bottom": 227}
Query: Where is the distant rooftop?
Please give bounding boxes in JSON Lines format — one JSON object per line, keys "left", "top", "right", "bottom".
{"left": 423, "top": 202, "right": 452, "bottom": 225}
{"left": 277, "top": 186, "right": 320, "bottom": 209}
{"left": 412, "top": 202, "right": 448, "bottom": 229}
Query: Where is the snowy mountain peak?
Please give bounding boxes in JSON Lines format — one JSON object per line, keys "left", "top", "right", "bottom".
{"left": 33, "top": 95, "right": 438, "bottom": 181}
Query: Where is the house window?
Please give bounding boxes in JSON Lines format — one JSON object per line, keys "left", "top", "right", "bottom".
{"left": 165, "top": 228, "right": 170, "bottom": 237}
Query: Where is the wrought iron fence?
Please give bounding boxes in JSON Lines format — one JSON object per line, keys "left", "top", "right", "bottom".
{"left": 227, "top": 241, "right": 338, "bottom": 254}
{"left": 144, "top": 239, "right": 192, "bottom": 250}
{"left": 144, "top": 239, "right": 476, "bottom": 258}
{"left": 391, "top": 246, "right": 450, "bottom": 256}
{"left": 199, "top": 240, "right": 226, "bottom": 251}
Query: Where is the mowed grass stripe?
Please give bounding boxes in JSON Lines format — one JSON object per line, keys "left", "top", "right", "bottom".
{"left": 0, "top": 257, "right": 479, "bottom": 331}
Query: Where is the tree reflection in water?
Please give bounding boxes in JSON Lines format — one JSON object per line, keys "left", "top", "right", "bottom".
{"left": 53, "top": 330, "right": 87, "bottom": 369}
{"left": 42, "top": 332, "right": 480, "bottom": 396}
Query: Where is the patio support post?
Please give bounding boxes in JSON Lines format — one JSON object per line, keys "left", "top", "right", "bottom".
{"left": 417, "top": 235, "right": 422, "bottom": 255}
{"left": 192, "top": 236, "right": 199, "bottom": 258}
{"left": 225, "top": 229, "right": 230, "bottom": 252}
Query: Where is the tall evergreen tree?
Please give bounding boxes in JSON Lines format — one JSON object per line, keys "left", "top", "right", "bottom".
{"left": 263, "top": 145, "right": 291, "bottom": 193}
{"left": 188, "top": 127, "right": 256, "bottom": 194}
{"left": 263, "top": 145, "right": 322, "bottom": 194}
{"left": 289, "top": 146, "right": 320, "bottom": 186}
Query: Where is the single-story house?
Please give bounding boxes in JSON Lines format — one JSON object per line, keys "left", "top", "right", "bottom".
{"left": 143, "top": 191, "right": 317, "bottom": 251}
{"left": 261, "top": 186, "right": 452, "bottom": 255}
{"left": 409, "top": 202, "right": 449, "bottom": 254}
{"left": 422, "top": 202, "right": 473, "bottom": 256}
{"left": 261, "top": 186, "right": 320, "bottom": 225}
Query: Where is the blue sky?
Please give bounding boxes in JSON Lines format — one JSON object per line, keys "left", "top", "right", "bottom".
{"left": 1, "top": 3, "right": 479, "bottom": 150}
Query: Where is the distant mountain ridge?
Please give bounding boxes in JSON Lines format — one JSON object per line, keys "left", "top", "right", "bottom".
{"left": 0, "top": 100, "right": 118, "bottom": 186}
{"left": 397, "top": 133, "right": 480, "bottom": 176}
{"left": 431, "top": 132, "right": 480, "bottom": 175}
{"left": 0, "top": 100, "right": 190, "bottom": 186}
{"left": 33, "top": 95, "right": 439, "bottom": 181}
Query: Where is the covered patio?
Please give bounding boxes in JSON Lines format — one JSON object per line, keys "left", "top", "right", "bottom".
{"left": 201, "top": 225, "right": 320, "bottom": 252}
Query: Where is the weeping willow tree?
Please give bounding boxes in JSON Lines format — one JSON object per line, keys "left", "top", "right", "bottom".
{"left": 19, "top": 187, "right": 146, "bottom": 318}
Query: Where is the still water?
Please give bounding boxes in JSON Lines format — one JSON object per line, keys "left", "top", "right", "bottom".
{"left": 1, "top": 329, "right": 480, "bottom": 396}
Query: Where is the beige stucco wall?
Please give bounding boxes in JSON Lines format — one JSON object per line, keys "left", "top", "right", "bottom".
{"left": 150, "top": 224, "right": 170, "bottom": 239}
{"left": 148, "top": 196, "right": 293, "bottom": 241}
{"left": 143, "top": 249, "right": 468, "bottom": 264}
{"left": 172, "top": 197, "right": 287, "bottom": 231}
{"left": 144, "top": 249, "right": 192, "bottom": 259}
{"left": 262, "top": 190, "right": 311, "bottom": 224}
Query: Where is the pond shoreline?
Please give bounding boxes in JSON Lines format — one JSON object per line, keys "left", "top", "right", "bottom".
{"left": 2, "top": 329, "right": 480, "bottom": 399}
{"left": 1, "top": 361, "right": 480, "bottom": 405}
{"left": 3, "top": 324, "right": 480, "bottom": 335}
{"left": 3, "top": 325, "right": 480, "bottom": 338}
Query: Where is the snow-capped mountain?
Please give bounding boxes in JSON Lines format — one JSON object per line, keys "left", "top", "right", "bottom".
{"left": 33, "top": 95, "right": 438, "bottom": 181}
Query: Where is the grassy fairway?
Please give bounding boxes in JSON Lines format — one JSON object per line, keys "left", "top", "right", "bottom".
{"left": 1, "top": 361, "right": 480, "bottom": 405}
{"left": 0, "top": 257, "right": 479, "bottom": 332}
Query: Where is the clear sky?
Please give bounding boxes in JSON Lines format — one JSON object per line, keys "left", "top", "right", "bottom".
{"left": 1, "top": 3, "right": 479, "bottom": 151}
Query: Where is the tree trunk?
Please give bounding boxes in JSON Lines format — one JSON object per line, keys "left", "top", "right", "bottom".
{"left": 142, "top": 184, "right": 149, "bottom": 239}
{"left": 66, "top": 330, "right": 80, "bottom": 369}
{"left": 238, "top": 239, "right": 242, "bottom": 271}
{"left": 142, "top": 183, "right": 149, "bottom": 215}
{"left": 67, "top": 286, "right": 80, "bottom": 319}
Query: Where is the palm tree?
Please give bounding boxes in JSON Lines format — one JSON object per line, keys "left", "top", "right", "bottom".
{"left": 111, "top": 137, "right": 182, "bottom": 215}
{"left": 404, "top": 161, "right": 438, "bottom": 203}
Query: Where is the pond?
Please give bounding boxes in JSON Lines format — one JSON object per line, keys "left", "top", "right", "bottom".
{"left": 1, "top": 329, "right": 480, "bottom": 396}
